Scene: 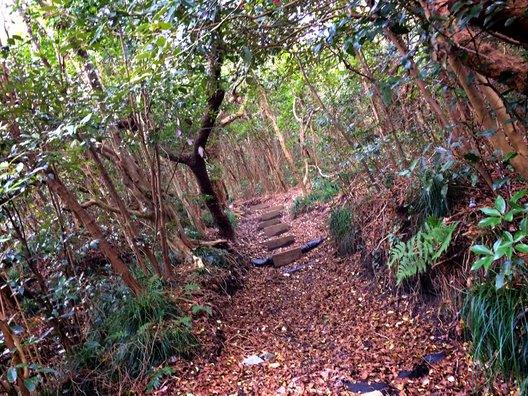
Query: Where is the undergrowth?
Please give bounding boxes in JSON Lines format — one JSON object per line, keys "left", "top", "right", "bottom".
{"left": 68, "top": 276, "right": 197, "bottom": 394}
{"left": 389, "top": 217, "right": 457, "bottom": 284}
{"left": 291, "top": 177, "right": 339, "bottom": 217}
{"left": 405, "top": 154, "right": 469, "bottom": 223}
{"left": 464, "top": 284, "right": 528, "bottom": 393}
{"left": 202, "top": 209, "right": 238, "bottom": 228}
{"left": 329, "top": 206, "right": 361, "bottom": 256}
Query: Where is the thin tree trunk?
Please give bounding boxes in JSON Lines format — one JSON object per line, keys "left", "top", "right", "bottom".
{"left": 259, "top": 88, "right": 307, "bottom": 195}
{"left": 89, "top": 147, "right": 163, "bottom": 277}
{"left": 296, "top": 55, "right": 379, "bottom": 189}
{"left": 46, "top": 173, "right": 143, "bottom": 294}
{"left": 383, "top": 28, "right": 451, "bottom": 130}
{"left": 0, "top": 317, "right": 30, "bottom": 396}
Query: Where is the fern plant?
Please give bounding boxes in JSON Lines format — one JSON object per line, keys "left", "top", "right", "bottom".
{"left": 389, "top": 217, "right": 457, "bottom": 284}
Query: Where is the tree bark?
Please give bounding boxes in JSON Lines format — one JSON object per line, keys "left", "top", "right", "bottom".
{"left": 189, "top": 157, "right": 235, "bottom": 239}
{"left": 46, "top": 172, "right": 143, "bottom": 294}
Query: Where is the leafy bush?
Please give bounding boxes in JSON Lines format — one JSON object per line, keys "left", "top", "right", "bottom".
{"left": 464, "top": 283, "right": 528, "bottom": 392}
{"left": 194, "top": 246, "right": 237, "bottom": 268}
{"left": 291, "top": 177, "right": 339, "bottom": 216}
{"left": 405, "top": 154, "right": 468, "bottom": 222}
{"left": 470, "top": 190, "right": 528, "bottom": 288}
{"left": 291, "top": 194, "right": 319, "bottom": 216}
{"left": 202, "top": 209, "right": 238, "bottom": 229}
{"left": 329, "top": 207, "right": 361, "bottom": 256}
{"left": 202, "top": 211, "right": 214, "bottom": 227}
{"left": 70, "top": 277, "right": 197, "bottom": 392}
{"left": 225, "top": 209, "right": 238, "bottom": 228}
{"left": 389, "top": 217, "right": 457, "bottom": 284}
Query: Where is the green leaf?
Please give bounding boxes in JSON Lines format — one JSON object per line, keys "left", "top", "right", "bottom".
{"left": 514, "top": 231, "right": 525, "bottom": 242}
{"left": 492, "top": 178, "right": 509, "bottom": 190}
{"left": 471, "top": 256, "right": 493, "bottom": 271}
{"left": 7, "top": 367, "right": 17, "bottom": 383}
{"left": 471, "top": 244, "right": 493, "bottom": 256}
{"left": 179, "top": 316, "right": 192, "bottom": 329}
{"left": 495, "top": 195, "right": 506, "bottom": 214}
{"left": 510, "top": 189, "right": 527, "bottom": 203}
{"left": 478, "top": 217, "right": 501, "bottom": 227}
{"left": 192, "top": 304, "right": 212, "bottom": 315}
{"left": 493, "top": 243, "right": 512, "bottom": 260}
{"left": 480, "top": 207, "right": 501, "bottom": 217}
{"left": 184, "top": 283, "right": 200, "bottom": 292}
{"left": 503, "top": 211, "right": 514, "bottom": 222}
{"left": 503, "top": 152, "right": 518, "bottom": 163}
{"left": 521, "top": 218, "right": 528, "bottom": 233}
{"left": 23, "top": 377, "right": 39, "bottom": 392}
{"left": 515, "top": 244, "right": 528, "bottom": 253}
{"left": 495, "top": 272, "right": 505, "bottom": 289}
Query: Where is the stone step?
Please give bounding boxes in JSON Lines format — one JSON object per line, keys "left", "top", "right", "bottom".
{"left": 263, "top": 235, "right": 295, "bottom": 251}
{"left": 257, "top": 217, "right": 282, "bottom": 230}
{"left": 272, "top": 247, "right": 303, "bottom": 267}
{"left": 263, "top": 223, "right": 289, "bottom": 238}
{"left": 259, "top": 209, "right": 283, "bottom": 222}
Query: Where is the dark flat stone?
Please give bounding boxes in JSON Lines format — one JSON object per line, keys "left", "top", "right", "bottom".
{"left": 423, "top": 351, "right": 447, "bottom": 364}
{"left": 251, "top": 257, "right": 272, "bottom": 266}
{"left": 342, "top": 380, "right": 390, "bottom": 393}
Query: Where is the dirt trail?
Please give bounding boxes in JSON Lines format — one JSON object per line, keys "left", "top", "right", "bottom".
{"left": 169, "top": 191, "right": 471, "bottom": 395}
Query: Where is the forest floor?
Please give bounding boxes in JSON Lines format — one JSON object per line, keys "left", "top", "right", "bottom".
{"left": 162, "top": 190, "right": 495, "bottom": 396}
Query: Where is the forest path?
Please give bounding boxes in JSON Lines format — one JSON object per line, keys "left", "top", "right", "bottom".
{"left": 170, "top": 190, "right": 470, "bottom": 395}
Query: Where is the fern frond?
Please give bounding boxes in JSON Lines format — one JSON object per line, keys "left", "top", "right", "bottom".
{"left": 389, "top": 218, "right": 458, "bottom": 284}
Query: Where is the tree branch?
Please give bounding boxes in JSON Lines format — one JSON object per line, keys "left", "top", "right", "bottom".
{"left": 81, "top": 199, "right": 153, "bottom": 219}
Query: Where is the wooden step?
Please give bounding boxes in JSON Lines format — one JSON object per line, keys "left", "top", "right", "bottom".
{"left": 266, "top": 205, "right": 284, "bottom": 212}
{"left": 263, "top": 235, "right": 295, "bottom": 251}
{"left": 251, "top": 202, "right": 270, "bottom": 211}
{"left": 272, "top": 247, "right": 302, "bottom": 267}
{"left": 257, "top": 217, "right": 282, "bottom": 230}
{"left": 260, "top": 209, "right": 283, "bottom": 222}
{"left": 263, "top": 223, "right": 290, "bottom": 238}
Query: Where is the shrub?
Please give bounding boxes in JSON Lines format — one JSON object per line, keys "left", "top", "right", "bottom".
{"left": 464, "top": 283, "right": 528, "bottom": 391}
{"left": 469, "top": 190, "right": 528, "bottom": 288}
{"left": 291, "top": 177, "right": 339, "bottom": 217}
{"left": 202, "top": 211, "right": 214, "bottom": 227}
{"left": 202, "top": 209, "right": 238, "bottom": 229}
{"left": 70, "top": 277, "right": 197, "bottom": 392}
{"left": 329, "top": 207, "right": 361, "bottom": 256}
{"left": 405, "top": 154, "right": 469, "bottom": 222}
{"left": 225, "top": 209, "right": 238, "bottom": 228}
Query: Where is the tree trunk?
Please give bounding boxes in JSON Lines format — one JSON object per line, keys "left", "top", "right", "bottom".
{"left": 0, "top": 318, "right": 30, "bottom": 396}
{"left": 46, "top": 173, "right": 143, "bottom": 294}
{"left": 189, "top": 157, "right": 235, "bottom": 239}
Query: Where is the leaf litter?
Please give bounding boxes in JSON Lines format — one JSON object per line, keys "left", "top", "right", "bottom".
{"left": 160, "top": 189, "right": 512, "bottom": 396}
